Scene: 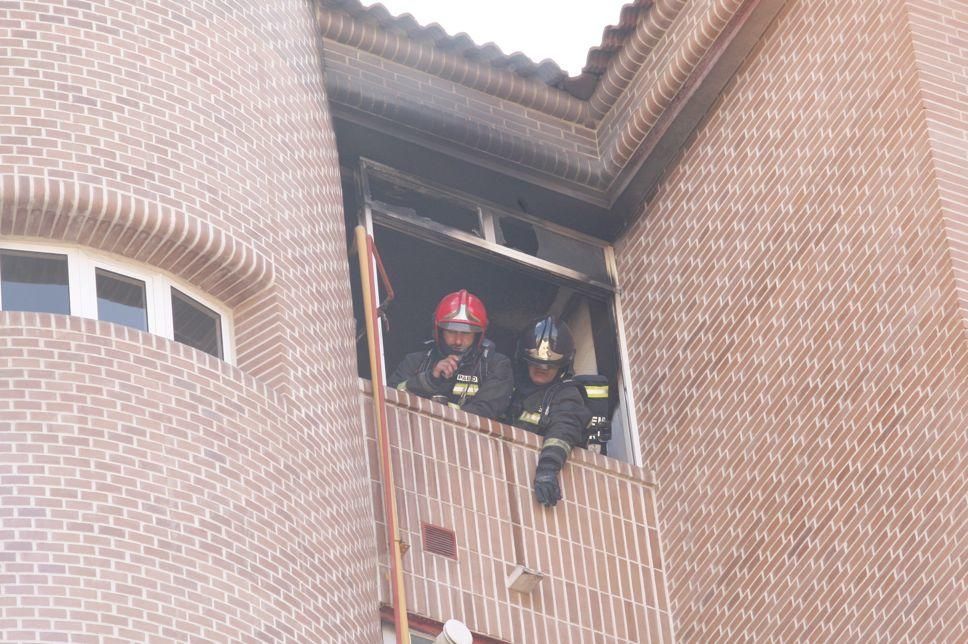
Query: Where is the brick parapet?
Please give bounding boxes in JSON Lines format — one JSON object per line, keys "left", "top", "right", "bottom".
{"left": 615, "top": 0, "right": 968, "bottom": 640}
{"left": 360, "top": 382, "right": 671, "bottom": 643}
{"left": 0, "top": 313, "right": 379, "bottom": 641}
{"left": 362, "top": 380, "right": 655, "bottom": 486}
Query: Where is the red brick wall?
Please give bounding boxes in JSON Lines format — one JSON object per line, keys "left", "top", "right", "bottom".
{"left": 0, "top": 0, "right": 378, "bottom": 640}
{"left": 362, "top": 384, "right": 674, "bottom": 643}
{"left": 0, "top": 314, "right": 376, "bottom": 641}
{"left": 906, "top": 0, "right": 968, "bottom": 339}
{"left": 615, "top": 0, "right": 968, "bottom": 640}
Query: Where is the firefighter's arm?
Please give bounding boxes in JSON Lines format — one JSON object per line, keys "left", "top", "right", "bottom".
{"left": 459, "top": 352, "right": 513, "bottom": 420}
{"left": 533, "top": 385, "right": 592, "bottom": 507}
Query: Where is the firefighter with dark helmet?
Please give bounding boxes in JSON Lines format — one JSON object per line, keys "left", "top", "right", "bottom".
{"left": 388, "top": 289, "right": 513, "bottom": 420}
{"left": 506, "top": 316, "right": 592, "bottom": 507}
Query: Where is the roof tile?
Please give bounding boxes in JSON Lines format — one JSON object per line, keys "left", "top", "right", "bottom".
{"left": 324, "top": 0, "right": 654, "bottom": 99}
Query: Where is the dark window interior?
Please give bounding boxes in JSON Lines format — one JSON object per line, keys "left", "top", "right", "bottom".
{"left": 0, "top": 250, "right": 70, "bottom": 315}
{"left": 342, "top": 161, "right": 628, "bottom": 459}
{"left": 494, "top": 215, "right": 610, "bottom": 283}
{"left": 96, "top": 268, "right": 148, "bottom": 331}
{"left": 172, "top": 288, "right": 222, "bottom": 358}
{"left": 368, "top": 174, "right": 481, "bottom": 234}
{"left": 354, "top": 226, "right": 620, "bottom": 414}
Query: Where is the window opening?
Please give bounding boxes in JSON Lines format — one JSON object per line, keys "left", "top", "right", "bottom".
{"left": 172, "top": 288, "right": 223, "bottom": 359}
{"left": 96, "top": 268, "right": 148, "bottom": 331}
{"left": 0, "top": 242, "right": 234, "bottom": 363}
{"left": 361, "top": 159, "right": 613, "bottom": 293}
{"left": 494, "top": 214, "right": 611, "bottom": 283}
{"left": 0, "top": 250, "right": 70, "bottom": 314}
{"left": 346, "top": 160, "right": 639, "bottom": 464}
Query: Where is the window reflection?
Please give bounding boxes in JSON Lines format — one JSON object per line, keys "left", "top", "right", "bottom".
{"left": 172, "top": 288, "right": 222, "bottom": 358}
{"left": 0, "top": 250, "right": 70, "bottom": 314}
{"left": 96, "top": 269, "right": 147, "bottom": 331}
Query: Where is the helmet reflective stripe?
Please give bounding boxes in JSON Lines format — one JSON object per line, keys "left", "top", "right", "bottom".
{"left": 441, "top": 302, "right": 481, "bottom": 330}
{"left": 434, "top": 289, "right": 489, "bottom": 352}
{"left": 450, "top": 302, "right": 480, "bottom": 323}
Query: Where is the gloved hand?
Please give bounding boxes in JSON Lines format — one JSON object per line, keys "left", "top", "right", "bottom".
{"left": 533, "top": 461, "right": 562, "bottom": 507}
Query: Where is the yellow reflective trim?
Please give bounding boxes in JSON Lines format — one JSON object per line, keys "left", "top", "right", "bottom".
{"left": 543, "top": 438, "right": 572, "bottom": 454}
{"left": 396, "top": 382, "right": 408, "bottom": 392}
{"left": 451, "top": 383, "right": 479, "bottom": 396}
{"left": 448, "top": 402, "right": 461, "bottom": 410}
{"left": 584, "top": 385, "right": 609, "bottom": 398}
{"left": 518, "top": 411, "right": 542, "bottom": 425}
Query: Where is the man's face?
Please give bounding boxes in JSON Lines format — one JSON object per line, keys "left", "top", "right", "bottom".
{"left": 441, "top": 329, "right": 476, "bottom": 354}
{"left": 528, "top": 363, "right": 560, "bottom": 386}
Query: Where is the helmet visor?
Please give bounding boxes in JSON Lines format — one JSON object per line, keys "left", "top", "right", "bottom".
{"left": 438, "top": 321, "right": 482, "bottom": 334}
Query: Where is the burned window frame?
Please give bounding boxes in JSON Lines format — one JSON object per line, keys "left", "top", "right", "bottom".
{"left": 349, "top": 159, "right": 643, "bottom": 465}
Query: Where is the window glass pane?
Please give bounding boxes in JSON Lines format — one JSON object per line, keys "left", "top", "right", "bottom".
{"left": 495, "top": 215, "right": 610, "bottom": 283}
{"left": 171, "top": 288, "right": 222, "bottom": 358}
{"left": 0, "top": 250, "right": 70, "bottom": 314}
{"left": 96, "top": 268, "right": 147, "bottom": 331}
{"left": 368, "top": 174, "right": 481, "bottom": 235}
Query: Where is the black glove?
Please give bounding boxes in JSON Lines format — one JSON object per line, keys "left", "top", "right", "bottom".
{"left": 533, "top": 460, "right": 562, "bottom": 507}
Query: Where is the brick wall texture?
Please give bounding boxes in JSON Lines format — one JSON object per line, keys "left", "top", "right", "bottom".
{"left": 322, "top": 39, "right": 605, "bottom": 188}
{"left": 615, "top": 0, "right": 968, "bottom": 641}
{"left": 906, "top": 0, "right": 968, "bottom": 341}
{"left": 362, "top": 385, "right": 674, "bottom": 644}
{"left": 1, "top": 0, "right": 378, "bottom": 641}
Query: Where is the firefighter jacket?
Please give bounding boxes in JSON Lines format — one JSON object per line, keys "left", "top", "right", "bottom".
{"left": 506, "top": 375, "right": 593, "bottom": 472}
{"left": 387, "top": 340, "right": 513, "bottom": 420}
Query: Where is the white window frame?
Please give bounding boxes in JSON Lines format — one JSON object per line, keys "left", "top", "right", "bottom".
{"left": 0, "top": 240, "right": 235, "bottom": 364}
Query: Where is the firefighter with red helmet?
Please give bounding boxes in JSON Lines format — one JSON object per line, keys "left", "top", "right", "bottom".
{"left": 388, "top": 290, "right": 513, "bottom": 420}
{"left": 506, "top": 316, "right": 592, "bottom": 507}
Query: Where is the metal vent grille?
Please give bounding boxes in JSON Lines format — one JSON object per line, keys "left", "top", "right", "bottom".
{"left": 422, "top": 523, "right": 457, "bottom": 559}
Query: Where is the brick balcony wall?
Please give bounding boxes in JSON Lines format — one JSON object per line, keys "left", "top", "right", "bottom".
{"left": 0, "top": 314, "right": 376, "bottom": 641}
{"left": 1, "top": 0, "right": 378, "bottom": 640}
{"left": 360, "top": 383, "right": 674, "bottom": 644}
{"left": 615, "top": 0, "right": 968, "bottom": 641}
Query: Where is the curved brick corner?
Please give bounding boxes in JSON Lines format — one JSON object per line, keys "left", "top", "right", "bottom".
{"left": 0, "top": 177, "right": 274, "bottom": 307}
{"left": 0, "top": 314, "right": 378, "bottom": 641}
{"left": 1, "top": 0, "right": 378, "bottom": 640}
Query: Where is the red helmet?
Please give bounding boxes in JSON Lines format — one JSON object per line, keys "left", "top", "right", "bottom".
{"left": 433, "top": 289, "right": 488, "bottom": 351}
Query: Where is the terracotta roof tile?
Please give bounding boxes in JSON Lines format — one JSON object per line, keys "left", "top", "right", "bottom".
{"left": 323, "top": 0, "right": 654, "bottom": 99}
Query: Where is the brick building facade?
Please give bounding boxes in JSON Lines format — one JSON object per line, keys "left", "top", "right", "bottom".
{"left": 1, "top": 0, "right": 965, "bottom": 642}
